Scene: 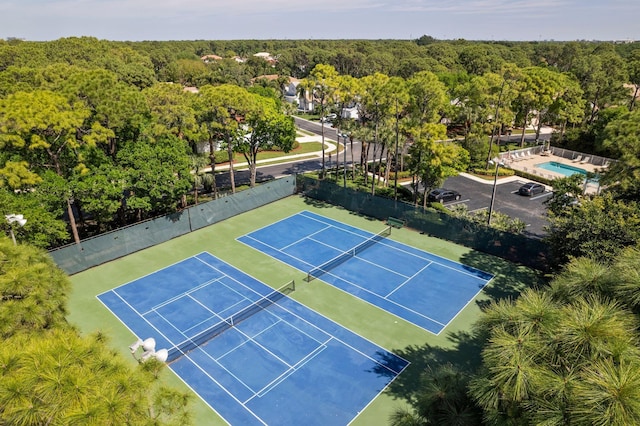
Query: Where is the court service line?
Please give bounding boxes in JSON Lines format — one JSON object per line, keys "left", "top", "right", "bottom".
{"left": 240, "top": 234, "right": 315, "bottom": 270}
{"left": 384, "top": 261, "right": 434, "bottom": 299}
{"left": 188, "top": 312, "right": 326, "bottom": 400}
{"left": 320, "top": 269, "right": 447, "bottom": 328}
{"left": 239, "top": 288, "right": 411, "bottom": 377}
{"left": 373, "top": 241, "right": 493, "bottom": 281}
{"left": 355, "top": 254, "right": 414, "bottom": 280}
{"left": 251, "top": 342, "right": 329, "bottom": 401}
{"left": 238, "top": 211, "right": 314, "bottom": 235}
{"left": 281, "top": 224, "right": 333, "bottom": 250}
{"left": 144, "top": 277, "right": 222, "bottom": 314}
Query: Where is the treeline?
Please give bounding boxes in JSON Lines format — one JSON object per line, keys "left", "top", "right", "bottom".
{"left": 1, "top": 37, "right": 640, "bottom": 253}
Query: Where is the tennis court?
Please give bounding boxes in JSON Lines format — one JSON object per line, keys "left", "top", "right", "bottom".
{"left": 97, "top": 251, "right": 408, "bottom": 426}
{"left": 238, "top": 211, "right": 494, "bottom": 335}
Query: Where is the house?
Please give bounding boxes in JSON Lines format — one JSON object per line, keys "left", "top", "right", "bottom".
{"left": 282, "top": 78, "right": 315, "bottom": 112}
{"left": 341, "top": 105, "right": 359, "bottom": 120}
{"left": 253, "top": 52, "right": 277, "bottom": 65}
{"left": 200, "top": 54, "right": 223, "bottom": 63}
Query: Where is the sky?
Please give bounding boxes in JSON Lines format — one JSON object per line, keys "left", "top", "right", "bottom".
{"left": 1, "top": 0, "right": 639, "bottom": 42}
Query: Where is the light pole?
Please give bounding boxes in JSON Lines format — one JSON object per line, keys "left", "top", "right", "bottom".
{"left": 340, "top": 132, "right": 349, "bottom": 189}
{"left": 487, "top": 159, "right": 504, "bottom": 226}
{"left": 5, "top": 214, "right": 27, "bottom": 245}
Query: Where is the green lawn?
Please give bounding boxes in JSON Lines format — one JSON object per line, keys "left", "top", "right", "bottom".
{"left": 237, "top": 141, "right": 325, "bottom": 161}
{"left": 66, "top": 195, "right": 541, "bottom": 425}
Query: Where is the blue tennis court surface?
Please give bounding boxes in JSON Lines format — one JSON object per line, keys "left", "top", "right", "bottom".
{"left": 238, "top": 211, "right": 494, "bottom": 335}
{"left": 97, "top": 252, "right": 408, "bottom": 425}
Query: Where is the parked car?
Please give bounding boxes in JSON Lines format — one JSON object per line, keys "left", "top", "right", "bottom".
{"left": 427, "top": 188, "right": 461, "bottom": 203}
{"left": 320, "top": 113, "right": 337, "bottom": 123}
{"left": 518, "top": 182, "right": 545, "bottom": 196}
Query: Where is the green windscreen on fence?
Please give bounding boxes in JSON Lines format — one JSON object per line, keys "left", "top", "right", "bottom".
{"left": 188, "top": 178, "right": 296, "bottom": 231}
{"left": 49, "top": 177, "right": 296, "bottom": 275}
{"left": 297, "top": 175, "right": 550, "bottom": 271}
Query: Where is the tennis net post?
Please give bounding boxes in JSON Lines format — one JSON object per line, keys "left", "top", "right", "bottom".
{"left": 306, "top": 226, "right": 391, "bottom": 282}
{"left": 166, "top": 280, "right": 295, "bottom": 363}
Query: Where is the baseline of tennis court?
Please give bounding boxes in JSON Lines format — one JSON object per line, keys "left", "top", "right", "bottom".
{"left": 97, "top": 252, "right": 408, "bottom": 426}
{"left": 238, "top": 211, "right": 494, "bottom": 335}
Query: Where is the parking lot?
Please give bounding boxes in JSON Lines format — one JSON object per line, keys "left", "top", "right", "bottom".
{"left": 438, "top": 174, "right": 552, "bottom": 238}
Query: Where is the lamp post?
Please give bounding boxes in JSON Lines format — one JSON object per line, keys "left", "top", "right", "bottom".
{"left": 5, "top": 214, "right": 27, "bottom": 245}
{"left": 487, "top": 159, "right": 503, "bottom": 226}
{"left": 340, "top": 132, "right": 349, "bottom": 189}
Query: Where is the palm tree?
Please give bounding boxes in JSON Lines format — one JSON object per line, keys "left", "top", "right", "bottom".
{"left": 189, "top": 154, "right": 209, "bottom": 205}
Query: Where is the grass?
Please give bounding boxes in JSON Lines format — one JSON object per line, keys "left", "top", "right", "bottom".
{"left": 66, "top": 195, "right": 542, "bottom": 425}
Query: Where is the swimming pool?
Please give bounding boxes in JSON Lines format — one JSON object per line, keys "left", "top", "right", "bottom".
{"left": 536, "top": 161, "right": 587, "bottom": 177}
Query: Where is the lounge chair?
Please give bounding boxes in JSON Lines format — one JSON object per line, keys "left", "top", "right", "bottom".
{"left": 572, "top": 155, "right": 582, "bottom": 163}
{"left": 580, "top": 157, "right": 590, "bottom": 164}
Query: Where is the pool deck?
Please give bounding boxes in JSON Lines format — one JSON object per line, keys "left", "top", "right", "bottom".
{"left": 509, "top": 152, "right": 603, "bottom": 177}
{"left": 504, "top": 151, "right": 606, "bottom": 193}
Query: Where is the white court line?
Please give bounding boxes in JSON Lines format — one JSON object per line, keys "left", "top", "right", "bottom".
{"left": 384, "top": 261, "right": 434, "bottom": 298}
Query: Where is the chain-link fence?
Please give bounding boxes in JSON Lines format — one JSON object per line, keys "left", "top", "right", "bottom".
{"left": 49, "top": 177, "right": 296, "bottom": 275}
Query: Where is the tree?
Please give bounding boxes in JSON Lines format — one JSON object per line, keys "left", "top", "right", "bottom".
{"left": 70, "top": 159, "right": 127, "bottom": 231}
{"left": 0, "top": 329, "right": 192, "bottom": 425}
{"left": 406, "top": 123, "right": 468, "bottom": 207}
{"left": 237, "top": 94, "right": 296, "bottom": 187}
{"left": 470, "top": 283, "right": 640, "bottom": 426}
{"left": 545, "top": 193, "right": 640, "bottom": 266}
{"left": 544, "top": 174, "right": 585, "bottom": 217}
{"left": 513, "top": 67, "right": 563, "bottom": 146}
{"left": 58, "top": 68, "right": 148, "bottom": 157}
{"left": 142, "top": 82, "right": 203, "bottom": 149}
{"left": 116, "top": 135, "right": 192, "bottom": 221}
{"left": 545, "top": 73, "right": 585, "bottom": 142}
{"left": 600, "top": 109, "right": 640, "bottom": 200}
{"left": 304, "top": 64, "right": 339, "bottom": 178}
{"left": 197, "top": 84, "right": 256, "bottom": 194}
{"left": 0, "top": 187, "right": 68, "bottom": 248}
{"left": 383, "top": 76, "right": 410, "bottom": 196}
{"left": 627, "top": 49, "right": 640, "bottom": 111}
{"left": 407, "top": 71, "right": 448, "bottom": 124}
{"left": 483, "top": 65, "right": 519, "bottom": 167}
{"left": 0, "top": 90, "right": 114, "bottom": 244}
{"left": 570, "top": 46, "right": 629, "bottom": 125}
{"left": 0, "top": 239, "right": 192, "bottom": 425}
{"left": 358, "top": 72, "right": 393, "bottom": 194}
{"left": 0, "top": 239, "right": 70, "bottom": 337}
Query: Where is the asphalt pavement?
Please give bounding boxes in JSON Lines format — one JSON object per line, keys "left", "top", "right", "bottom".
{"left": 438, "top": 174, "right": 551, "bottom": 238}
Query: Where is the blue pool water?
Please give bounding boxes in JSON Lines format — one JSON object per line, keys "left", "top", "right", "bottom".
{"left": 536, "top": 161, "right": 587, "bottom": 177}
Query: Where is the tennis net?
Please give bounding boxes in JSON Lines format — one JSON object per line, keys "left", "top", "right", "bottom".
{"left": 306, "top": 226, "right": 391, "bottom": 282}
{"left": 166, "top": 280, "right": 295, "bottom": 363}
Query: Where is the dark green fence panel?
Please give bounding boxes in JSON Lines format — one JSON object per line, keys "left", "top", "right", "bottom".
{"left": 298, "top": 175, "right": 551, "bottom": 271}
{"left": 49, "top": 177, "right": 296, "bottom": 275}
{"left": 189, "top": 178, "right": 296, "bottom": 230}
